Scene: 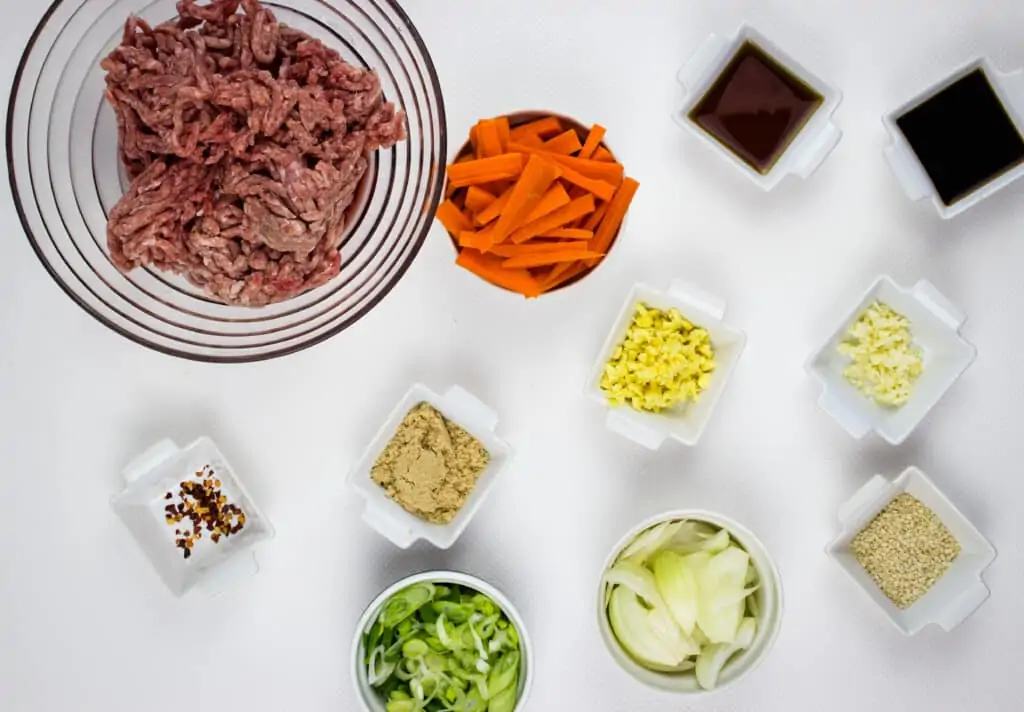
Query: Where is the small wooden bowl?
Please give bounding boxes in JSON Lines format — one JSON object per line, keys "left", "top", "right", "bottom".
{"left": 443, "top": 111, "right": 626, "bottom": 296}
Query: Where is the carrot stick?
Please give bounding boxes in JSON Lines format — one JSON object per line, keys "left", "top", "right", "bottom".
{"left": 549, "top": 155, "right": 623, "bottom": 184}
{"left": 578, "top": 124, "right": 607, "bottom": 159}
{"left": 475, "top": 119, "right": 504, "bottom": 158}
{"left": 542, "top": 129, "right": 583, "bottom": 155}
{"left": 488, "top": 241, "right": 590, "bottom": 258}
{"left": 516, "top": 133, "right": 545, "bottom": 148}
{"left": 447, "top": 154, "right": 525, "bottom": 187}
{"left": 509, "top": 116, "right": 562, "bottom": 141}
{"left": 541, "top": 261, "right": 590, "bottom": 292}
{"left": 488, "top": 154, "right": 562, "bottom": 246}
{"left": 581, "top": 202, "right": 609, "bottom": 231}
{"left": 458, "top": 226, "right": 496, "bottom": 250}
{"left": 474, "top": 185, "right": 514, "bottom": 225}
{"left": 464, "top": 186, "right": 497, "bottom": 214}
{"left": 457, "top": 250, "right": 543, "bottom": 298}
{"left": 436, "top": 199, "right": 473, "bottom": 236}
{"left": 540, "top": 228, "right": 592, "bottom": 239}
{"left": 507, "top": 142, "right": 623, "bottom": 187}
{"left": 593, "top": 146, "right": 615, "bottom": 162}
{"left": 479, "top": 179, "right": 514, "bottom": 197}
{"left": 510, "top": 194, "right": 595, "bottom": 244}
{"left": 557, "top": 165, "right": 616, "bottom": 201}
{"left": 523, "top": 183, "right": 570, "bottom": 223}
{"left": 495, "top": 117, "right": 511, "bottom": 152}
{"left": 502, "top": 249, "right": 603, "bottom": 269}
{"left": 588, "top": 177, "right": 639, "bottom": 264}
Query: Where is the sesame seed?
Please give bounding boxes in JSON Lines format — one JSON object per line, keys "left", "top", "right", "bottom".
{"left": 850, "top": 493, "right": 960, "bottom": 609}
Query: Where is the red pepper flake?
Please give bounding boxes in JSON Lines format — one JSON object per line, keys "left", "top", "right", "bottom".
{"left": 163, "top": 464, "right": 246, "bottom": 560}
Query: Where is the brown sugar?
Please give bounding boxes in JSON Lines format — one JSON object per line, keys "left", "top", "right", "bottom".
{"left": 371, "top": 403, "right": 490, "bottom": 524}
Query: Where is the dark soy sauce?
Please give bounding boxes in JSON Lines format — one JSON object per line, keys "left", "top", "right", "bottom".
{"left": 896, "top": 68, "right": 1024, "bottom": 206}
{"left": 689, "top": 41, "right": 824, "bottom": 174}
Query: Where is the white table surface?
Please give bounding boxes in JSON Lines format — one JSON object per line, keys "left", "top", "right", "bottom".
{"left": 2, "top": 0, "right": 1023, "bottom": 710}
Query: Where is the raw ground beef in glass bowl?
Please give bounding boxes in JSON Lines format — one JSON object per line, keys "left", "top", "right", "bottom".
{"left": 8, "top": 0, "right": 446, "bottom": 362}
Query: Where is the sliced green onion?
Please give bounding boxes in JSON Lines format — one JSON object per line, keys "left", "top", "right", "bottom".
{"left": 367, "top": 583, "right": 522, "bottom": 712}
{"left": 380, "top": 583, "right": 436, "bottom": 628}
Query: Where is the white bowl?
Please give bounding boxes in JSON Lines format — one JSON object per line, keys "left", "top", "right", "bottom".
{"left": 352, "top": 571, "right": 534, "bottom": 712}
{"left": 806, "top": 275, "right": 976, "bottom": 445}
{"left": 883, "top": 57, "right": 1024, "bottom": 219}
{"left": 826, "top": 467, "right": 996, "bottom": 635}
{"left": 673, "top": 24, "right": 843, "bottom": 190}
{"left": 597, "top": 510, "right": 783, "bottom": 695}
{"left": 111, "top": 437, "right": 274, "bottom": 597}
{"left": 585, "top": 280, "right": 746, "bottom": 449}
{"left": 348, "top": 384, "right": 513, "bottom": 549}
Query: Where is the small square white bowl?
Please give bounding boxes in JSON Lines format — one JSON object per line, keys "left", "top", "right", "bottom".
{"left": 348, "top": 384, "right": 513, "bottom": 549}
{"left": 585, "top": 280, "right": 746, "bottom": 450}
{"left": 111, "top": 437, "right": 274, "bottom": 597}
{"left": 827, "top": 467, "right": 996, "bottom": 635}
{"left": 806, "top": 276, "right": 976, "bottom": 445}
{"left": 883, "top": 57, "right": 1024, "bottom": 219}
{"left": 673, "top": 24, "right": 843, "bottom": 191}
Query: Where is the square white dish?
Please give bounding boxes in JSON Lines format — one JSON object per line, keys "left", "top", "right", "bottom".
{"left": 111, "top": 437, "right": 274, "bottom": 597}
{"left": 673, "top": 24, "right": 843, "bottom": 190}
{"left": 585, "top": 280, "right": 746, "bottom": 450}
{"left": 348, "top": 384, "right": 513, "bottom": 549}
{"left": 827, "top": 467, "right": 996, "bottom": 635}
{"left": 883, "top": 57, "right": 1024, "bottom": 219}
{"left": 806, "top": 276, "right": 976, "bottom": 445}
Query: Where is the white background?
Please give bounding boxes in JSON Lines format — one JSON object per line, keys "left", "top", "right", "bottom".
{"left": 1, "top": 0, "right": 1023, "bottom": 710}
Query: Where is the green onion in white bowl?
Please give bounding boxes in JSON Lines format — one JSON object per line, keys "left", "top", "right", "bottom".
{"left": 597, "top": 510, "right": 783, "bottom": 694}
{"left": 353, "top": 572, "right": 532, "bottom": 712}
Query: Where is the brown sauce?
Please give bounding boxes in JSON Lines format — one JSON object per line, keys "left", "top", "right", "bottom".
{"left": 689, "top": 41, "right": 823, "bottom": 174}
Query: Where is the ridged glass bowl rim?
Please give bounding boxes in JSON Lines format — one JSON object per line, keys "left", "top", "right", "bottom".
{"left": 6, "top": 0, "right": 447, "bottom": 363}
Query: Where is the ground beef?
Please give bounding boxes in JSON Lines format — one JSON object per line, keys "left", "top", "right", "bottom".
{"left": 102, "top": 0, "right": 406, "bottom": 306}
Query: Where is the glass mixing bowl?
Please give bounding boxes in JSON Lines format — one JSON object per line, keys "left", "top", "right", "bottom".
{"left": 8, "top": 0, "right": 445, "bottom": 362}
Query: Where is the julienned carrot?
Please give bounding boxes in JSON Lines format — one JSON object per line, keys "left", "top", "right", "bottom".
{"left": 475, "top": 119, "right": 504, "bottom": 158}
{"left": 540, "top": 228, "right": 592, "bottom": 239}
{"left": 458, "top": 226, "right": 495, "bottom": 250}
{"left": 524, "top": 183, "right": 570, "bottom": 223}
{"left": 578, "top": 124, "right": 607, "bottom": 159}
{"left": 436, "top": 200, "right": 472, "bottom": 236}
{"left": 447, "top": 154, "right": 525, "bottom": 188}
{"left": 509, "top": 116, "right": 562, "bottom": 141}
{"left": 474, "top": 185, "right": 514, "bottom": 225}
{"left": 557, "top": 164, "right": 616, "bottom": 202}
{"left": 510, "top": 194, "right": 596, "bottom": 244}
{"left": 495, "top": 117, "right": 511, "bottom": 152}
{"left": 542, "top": 260, "right": 590, "bottom": 291}
{"left": 593, "top": 145, "right": 615, "bottom": 162}
{"left": 506, "top": 143, "right": 623, "bottom": 185}
{"left": 464, "top": 186, "right": 497, "bottom": 214}
{"left": 542, "top": 130, "right": 583, "bottom": 155}
{"left": 588, "top": 177, "right": 639, "bottom": 264}
{"left": 515, "top": 132, "right": 545, "bottom": 148}
{"left": 581, "top": 202, "right": 609, "bottom": 231}
{"left": 489, "top": 154, "right": 563, "bottom": 246}
{"left": 502, "top": 249, "right": 603, "bottom": 269}
{"left": 457, "top": 249, "right": 543, "bottom": 298}
{"left": 488, "top": 241, "right": 590, "bottom": 257}
{"left": 550, "top": 155, "right": 623, "bottom": 184}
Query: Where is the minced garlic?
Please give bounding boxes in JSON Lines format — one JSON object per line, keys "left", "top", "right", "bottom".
{"left": 600, "top": 303, "right": 716, "bottom": 412}
{"left": 838, "top": 301, "right": 924, "bottom": 407}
